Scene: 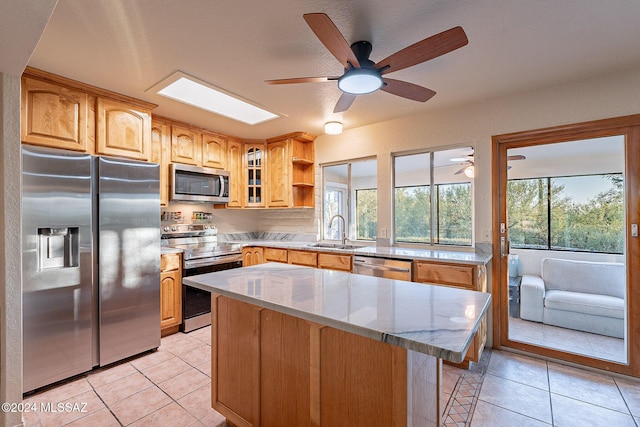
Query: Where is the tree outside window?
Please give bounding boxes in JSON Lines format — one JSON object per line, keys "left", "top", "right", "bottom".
{"left": 508, "top": 174, "right": 623, "bottom": 253}
{"left": 393, "top": 148, "right": 473, "bottom": 246}
{"left": 355, "top": 189, "right": 377, "bottom": 240}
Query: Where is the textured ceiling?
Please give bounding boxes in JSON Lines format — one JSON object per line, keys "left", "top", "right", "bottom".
{"left": 25, "top": 0, "right": 640, "bottom": 139}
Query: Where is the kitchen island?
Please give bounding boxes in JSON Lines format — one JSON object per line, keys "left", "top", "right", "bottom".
{"left": 185, "top": 263, "right": 491, "bottom": 427}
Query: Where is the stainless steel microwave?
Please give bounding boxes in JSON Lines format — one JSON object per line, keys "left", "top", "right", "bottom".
{"left": 170, "top": 163, "right": 230, "bottom": 203}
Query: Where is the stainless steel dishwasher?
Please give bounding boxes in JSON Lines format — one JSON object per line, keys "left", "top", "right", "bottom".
{"left": 352, "top": 255, "right": 413, "bottom": 281}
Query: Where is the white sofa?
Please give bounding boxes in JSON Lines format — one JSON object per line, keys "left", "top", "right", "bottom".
{"left": 519, "top": 258, "right": 625, "bottom": 338}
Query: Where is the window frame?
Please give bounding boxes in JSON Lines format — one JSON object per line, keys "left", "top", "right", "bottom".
{"left": 321, "top": 157, "right": 377, "bottom": 243}
{"left": 508, "top": 172, "right": 624, "bottom": 254}
{"left": 392, "top": 147, "right": 474, "bottom": 248}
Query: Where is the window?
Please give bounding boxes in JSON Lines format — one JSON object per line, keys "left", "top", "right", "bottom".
{"left": 322, "top": 159, "right": 377, "bottom": 242}
{"left": 435, "top": 183, "right": 472, "bottom": 245}
{"left": 355, "top": 189, "right": 377, "bottom": 240}
{"left": 508, "top": 173, "right": 624, "bottom": 253}
{"left": 393, "top": 147, "right": 473, "bottom": 246}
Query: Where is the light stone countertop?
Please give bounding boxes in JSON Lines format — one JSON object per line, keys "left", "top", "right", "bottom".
{"left": 230, "top": 240, "right": 492, "bottom": 265}
{"left": 161, "top": 246, "right": 184, "bottom": 255}
{"left": 184, "top": 262, "right": 491, "bottom": 363}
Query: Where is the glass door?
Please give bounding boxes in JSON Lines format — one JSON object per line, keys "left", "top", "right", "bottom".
{"left": 492, "top": 115, "right": 640, "bottom": 377}
{"left": 505, "top": 138, "right": 627, "bottom": 364}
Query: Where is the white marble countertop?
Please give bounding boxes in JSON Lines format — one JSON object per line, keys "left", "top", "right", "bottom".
{"left": 161, "top": 246, "right": 184, "bottom": 255}
{"left": 184, "top": 263, "right": 491, "bottom": 363}
{"left": 225, "top": 240, "right": 492, "bottom": 265}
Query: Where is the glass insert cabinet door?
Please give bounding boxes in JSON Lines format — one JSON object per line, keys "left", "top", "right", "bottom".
{"left": 246, "top": 145, "right": 263, "bottom": 205}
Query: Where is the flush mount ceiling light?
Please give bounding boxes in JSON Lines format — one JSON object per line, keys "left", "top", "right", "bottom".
{"left": 337, "top": 67, "right": 383, "bottom": 95}
{"left": 149, "top": 71, "right": 279, "bottom": 125}
{"left": 324, "top": 121, "right": 343, "bottom": 135}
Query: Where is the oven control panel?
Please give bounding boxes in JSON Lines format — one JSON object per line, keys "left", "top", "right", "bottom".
{"left": 161, "top": 223, "right": 217, "bottom": 237}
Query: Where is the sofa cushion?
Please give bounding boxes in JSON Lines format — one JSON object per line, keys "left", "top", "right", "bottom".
{"left": 544, "top": 289, "right": 624, "bottom": 319}
{"left": 541, "top": 258, "right": 625, "bottom": 298}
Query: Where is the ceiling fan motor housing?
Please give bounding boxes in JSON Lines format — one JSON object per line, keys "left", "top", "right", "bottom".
{"left": 338, "top": 41, "right": 384, "bottom": 94}
{"left": 350, "top": 41, "right": 375, "bottom": 68}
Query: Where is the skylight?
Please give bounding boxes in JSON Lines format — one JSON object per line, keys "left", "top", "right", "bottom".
{"left": 152, "top": 72, "right": 279, "bottom": 125}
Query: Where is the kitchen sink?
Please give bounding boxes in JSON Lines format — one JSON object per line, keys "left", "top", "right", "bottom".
{"left": 307, "top": 243, "right": 361, "bottom": 250}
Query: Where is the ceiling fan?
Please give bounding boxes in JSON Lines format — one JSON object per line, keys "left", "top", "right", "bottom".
{"left": 266, "top": 13, "right": 468, "bottom": 113}
{"left": 452, "top": 152, "right": 526, "bottom": 177}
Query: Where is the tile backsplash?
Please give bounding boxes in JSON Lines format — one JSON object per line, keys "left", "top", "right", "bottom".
{"left": 162, "top": 202, "right": 318, "bottom": 238}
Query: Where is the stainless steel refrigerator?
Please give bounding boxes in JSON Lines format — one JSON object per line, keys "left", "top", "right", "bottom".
{"left": 22, "top": 145, "right": 161, "bottom": 393}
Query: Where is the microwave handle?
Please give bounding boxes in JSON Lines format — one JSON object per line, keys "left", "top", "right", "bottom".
{"left": 219, "top": 175, "right": 225, "bottom": 197}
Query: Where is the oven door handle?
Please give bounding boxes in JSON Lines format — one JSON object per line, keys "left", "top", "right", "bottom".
{"left": 183, "top": 253, "right": 243, "bottom": 269}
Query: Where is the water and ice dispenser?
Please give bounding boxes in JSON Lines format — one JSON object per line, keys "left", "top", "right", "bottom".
{"left": 37, "top": 227, "right": 79, "bottom": 270}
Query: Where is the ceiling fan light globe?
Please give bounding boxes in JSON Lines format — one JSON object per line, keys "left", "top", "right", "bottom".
{"left": 464, "top": 165, "right": 475, "bottom": 178}
{"left": 338, "top": 68, "right": 383, "bottom": 95}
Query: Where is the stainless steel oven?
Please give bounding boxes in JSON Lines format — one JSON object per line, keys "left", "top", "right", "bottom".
{"left": 182, "top": 254, "right": 242, "bottom": 332}
{"left": 161, "top": 223, "right": 243, "bottom": 332}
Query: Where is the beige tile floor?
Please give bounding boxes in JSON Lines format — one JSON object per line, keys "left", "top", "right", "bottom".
{"left": 23, "top": 327, "right": 226, "bottom": 427}
{"left": 21, "top": 326, "right": 640, "bottom": 426}
{"left": 470, "top": 350, "right": 640, "bottom": 427}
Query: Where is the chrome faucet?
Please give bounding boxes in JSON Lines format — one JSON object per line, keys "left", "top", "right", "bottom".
{"left": 329, "top": 214, "right": 347, "bottom": 245}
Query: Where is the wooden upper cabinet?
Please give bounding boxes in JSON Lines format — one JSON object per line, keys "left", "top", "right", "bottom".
{"left": 266, "top": 132, "right": 316, "bottom": 208}
{"left": 244, "top": 141, "right": 266, "bottom": 208}
{"left": 21, "top": 77, "right": 89, "bottom": 151}
{"left": 266, "top": 139, "right": 289, "bottom": 207}
{"left": 171, "top": 125, "right": 201, "bottom": 165}
{"left": 227, "top": 139, "right": 243, "bottom": 208}
{"left": 151, "top": 120, "right": 170, "bottom": 206}
{"left": 96, "top": 97, "right": 152, "bottom": 161}
{"left": 202, "top": 132, "right": 227, "bottom": 169}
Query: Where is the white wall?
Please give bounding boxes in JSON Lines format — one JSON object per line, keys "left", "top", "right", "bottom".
{"left": 1, "top": 2, "right": 57, "bottom": 424}
{"left": 315, "top": 67, "right": 640, "bottom": 249}
{"left": 0, "top": 72, "right": 23, "bottom": 427}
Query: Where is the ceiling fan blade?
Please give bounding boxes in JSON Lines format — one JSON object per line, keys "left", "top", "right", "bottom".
{"left": 507, "top": 154, "right": 526, "bottom": 161}
{"left": 303, "top": 13, "right": 361, "bottom": 68}
{"left": 454, "top": 166, "right": 466, "bottom": 175}
{"left": 375, "top": 26, "right": 468, "bottom": 75}
{"left": 381, "top": 78, "right": 436, "bottom": 102}
{"left": 333, "top": 93, "right": 357, "bottom": 113}
{"left": 265, "top": 76, "right": 339, "bottom": 85}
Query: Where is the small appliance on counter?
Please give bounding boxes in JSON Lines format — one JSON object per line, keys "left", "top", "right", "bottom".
{"left": 22, "top": 145, "right": 161, "bottom": 393}
{"left": 161, "top": 223, "right": 243, "bottom": 332}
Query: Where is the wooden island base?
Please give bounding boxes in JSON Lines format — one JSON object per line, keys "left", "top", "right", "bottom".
{"left": 211, "top": 294, "right": 442, "bottom": 427}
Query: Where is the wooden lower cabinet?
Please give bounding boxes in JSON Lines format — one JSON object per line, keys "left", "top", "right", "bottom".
{"left": 317, "top": 252, "right": 352, "bottom": 272}
{"left": 242, "top": 246, "right": 264, "bottom": 267}
{"left": 263, "top": 247, "right": 288, "bottom": 263}
{"left": 413, "top": 260, "right": 488, "bottom": 367}
{"left": 287, "top": 249, "right": 317, "bottom": 267}
{"left": 211, "top": 295, "right": 407, "bottom": 427}
{"left": 160, "top": 253, "right": 182, "bottom": 336}
{"left": 253, "top": 247, "right": 353, "bottom": 272}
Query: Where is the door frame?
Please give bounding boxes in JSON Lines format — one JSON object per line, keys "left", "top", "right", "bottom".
{"left": 491, "top": 114, "right": 640, "bottom": 377}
